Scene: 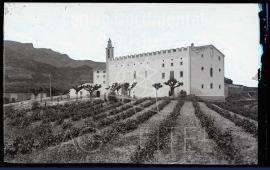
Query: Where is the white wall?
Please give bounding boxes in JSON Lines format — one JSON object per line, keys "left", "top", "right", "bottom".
{"left": 107, "top": 47, "right": 191, "bottom": 98}
{"left": 93, "top": 69, "right": 107, "bottom": 96}
{"left": 69, "top": 88, "right": 89, "bottom": 98}
{"left": 190, "top": 45, "right": 225, "bottom": 100}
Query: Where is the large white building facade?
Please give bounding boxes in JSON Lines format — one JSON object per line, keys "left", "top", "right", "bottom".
{"left": 96, "top": 39, "right": 225, "bottom": 101}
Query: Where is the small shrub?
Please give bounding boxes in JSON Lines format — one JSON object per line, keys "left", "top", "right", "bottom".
{"left": 62, "top": 121, "right": 72, "bottom": 130}
{"left": 71, "top": 114, "right": 81, "bottom": 121}
{"left": 180, "top": 90, "right": 187, "bottom": 98}
{"left": 108, "top": 92, "right": 118, "bottom": 102}
{"left": 55, "top": 117, "right": 64, "bottom": 125}
{"left": 32, "top": 101, "right": 40, "bottom": 110}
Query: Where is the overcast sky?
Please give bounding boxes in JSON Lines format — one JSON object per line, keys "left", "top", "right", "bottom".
{"left": 4, "top": 3, "right": 259, "bottom": 87}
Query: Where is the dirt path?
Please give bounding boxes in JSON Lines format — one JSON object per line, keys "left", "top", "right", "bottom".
{"left": 147, "top": 101, "right": 229, "bottom": 164}
{"left": 198, "top": 102, "right": 257, "bottom": 164}
{"left": 83, "top": 100, "right": 177, "bottom": 163}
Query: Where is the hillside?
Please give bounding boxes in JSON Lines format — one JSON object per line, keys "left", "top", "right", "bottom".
{"left": 4, "top": 40, "right": 106, "bottom": 93}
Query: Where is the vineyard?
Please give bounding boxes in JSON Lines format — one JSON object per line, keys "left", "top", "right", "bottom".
{"left": 4, "top": 96, "right": 257, "bottom": 164}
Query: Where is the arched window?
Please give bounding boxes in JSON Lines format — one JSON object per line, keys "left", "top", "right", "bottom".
{"left": 210, "top": 67, "right": 213, "bottom": 77}
{"left": 210, "top": 83, "right": 213, "bottom": 89}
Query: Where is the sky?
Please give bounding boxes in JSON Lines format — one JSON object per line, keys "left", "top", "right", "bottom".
{"left": 4, "top": 3, "right": 259, "bottom": 87}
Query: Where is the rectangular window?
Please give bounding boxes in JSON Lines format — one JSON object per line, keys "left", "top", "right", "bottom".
{"left": 210, "top": 83, "right": 213, "bottom": 89}
{"left": 170, "top": 71, "right": 174, "bottom": 79}
{"left": 180, "top": 62, "right": 183, "bottom": 65}
{"left": 162, "top": 73, "right": 165, "bottom": 79}
{"left": 97, "top": 70, "right": 99, "bottom": 73}
{"left": 171, "top": 63, "right": 173, "bottom": 66}
{"left": 145, "top": 71, "right": 147, "bottom": 77}
{"left": 97, "top": 75, "right": 99, "bottom": 79}
{"left": 103, "top": 75, "right": 105, "bottom": 78}
{"left": 201, "top": 84, "right": 204, "bottom": 89}
{"left": 103, "top": 70, "right": 106, "bottom": 73}
{"left": 162, "top": 63, "right": 165, "bottom": 67}
{"left": 210, "top": 48, "right": 213, "bottom": 57}
{"left": 219, "top": 85, "right": 221, "bottom": 89}
{"left": 180, "top": 71, "right": 183, "bottom": 77}
{"left": 103, "top": 81, "right": 106, "bottom": 84}
{"left": 134, "top": 71, "right": 136, "bottom": 79}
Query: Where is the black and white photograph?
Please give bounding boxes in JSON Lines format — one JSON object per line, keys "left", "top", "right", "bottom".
{"left": 3, "top": 3, "right": 260, "bottom": 164}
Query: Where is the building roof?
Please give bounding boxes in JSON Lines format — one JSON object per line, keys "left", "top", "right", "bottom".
{"left": 111, "top": 44, "right": 224, "bottom": 61}
{"left": 192, "top": 44, "right": 225, "bottom": 56}
{"left": 93, "top": 65, "right": 106, "bottom": 71}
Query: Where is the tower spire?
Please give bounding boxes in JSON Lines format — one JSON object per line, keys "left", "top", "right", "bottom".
{"left": 107, "top": 38, "right": 112, "bottom": 48}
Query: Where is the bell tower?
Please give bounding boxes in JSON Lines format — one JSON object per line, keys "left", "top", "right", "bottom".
{"left": 106, "top": 38, "right": 114, "bottom": 59}
{"left": 105, "top": 38, "right": 114, "bottom": 88}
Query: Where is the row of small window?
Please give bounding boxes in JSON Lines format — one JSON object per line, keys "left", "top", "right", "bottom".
{"left": 201, "top": 51, "right": 221, "bottom": 61}
{"left": 202, "top": 67, "right": 222, "bottom": 77}
{"left": 161, "top": 71, "right": 183, "bottom": 79}
{"left": 116, "top": 62, "right": 150, "bottom": 67}
{"left": 97, "top": 70, "right": 106, "bottom": 73}
{"left": 201, "top": 83, "right": 222, "bottom": 89}
{"left": 97, "top": 75, "right": 106, "bottom": 79}
{"left": 132, "top": 70, "right": 182, "bottom": 79}
{"left": 162, "top": 61, "right": 183, "bottom": 67}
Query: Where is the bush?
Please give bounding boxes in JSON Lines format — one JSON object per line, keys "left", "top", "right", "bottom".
{"left": 192, "top": 101, "right": 241, "bottom": 163}
{"left": 83, "top": 118, "right": 96, "bottom": 128}
{"left": 205, "top": 102, "right": 257, "bottom": 136}
{"left": 215, "top": 101, "right": 257, "bottom": 121}
{"left": 180, "top": 90, "right": 187, "bottom": 98}
{"left": 55, "top": 117, "right": 64, "bottom": 125}
{"left": 71, "top": 114, "right": 81, "bottom": 121}
{"left": 131, "top": 99, "right": 183, "bottom": 163}
{"left": 62, "top": 121, "right": 72, "bottom": 130}
{"left": 32, "top": 101, "right": 40, "bottom": 110}
{"left": 108, "top": 92, "right": 118, "bottom": 102}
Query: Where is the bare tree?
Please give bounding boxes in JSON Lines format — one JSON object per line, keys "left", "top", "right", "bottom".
{"left": 152, "top": 83, "right": 163, "bottom": 99}
{"left": 128, "top": 82, "right": 137, "bottom": 97}
{"left": 72, "top": 85, "right": 83, "bottom": 101}
{"left": 152, "top": 83, "right": 163, "bottom": 111}
{"left": 164, "top": 78, "right": 183, "bottom": 97}
{"left": 30, "top": 88, "right": 40, "bottom": 100}
{"left": 83, "top": 84, "right": 102, "bottom": 100}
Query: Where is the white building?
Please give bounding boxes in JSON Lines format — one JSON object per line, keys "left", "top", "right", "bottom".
{"left": 93, "top": 67, "right": 107, "bottom": 97}
{"left": 69, "top": 83, "right": 92, "bottom": 99}
{"left": 95, "top": 39, "right": 225, "bottom": 101}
